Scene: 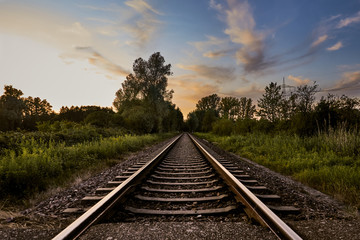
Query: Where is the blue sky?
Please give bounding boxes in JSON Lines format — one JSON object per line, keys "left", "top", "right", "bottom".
{"left": 1, "top": 0, "right": 360, "bottom": 116}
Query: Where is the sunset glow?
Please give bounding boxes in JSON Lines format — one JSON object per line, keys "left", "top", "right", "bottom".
{"left": 1, "top": 0, "right": 360, "bottom": 116}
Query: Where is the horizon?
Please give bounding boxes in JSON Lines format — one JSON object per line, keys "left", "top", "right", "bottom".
{"left": 1, "top": 0, "right": 360, "bottom": 117}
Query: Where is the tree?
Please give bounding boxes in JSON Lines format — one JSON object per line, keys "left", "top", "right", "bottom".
{"left": 186, "top": 111, "right": 199, "bottom": 132}
{"left": 0, "top": 85, "right": 25, "bottom": 130}
{"left": 23, "top": 96, "right": 53, "bottom": 130}
{"left": 294, "top": 82, "right": 319, "bottom": 114}
{"left": 238, "top": 97, "right": 256, "bottom": 119}
{"left": 219, "top": 97, "right": 240, "bottom": 120}
{"left": 113, "top": 52, "right": 180, "bottom": 133}
{"left": 196, "top": 94, "right": 220, "bottom": 114}
{"left": 113, "top": 52, "right": 173, "bottom": 110}
{"left": 257, "top": 82, "right": 283, "bottom": 122}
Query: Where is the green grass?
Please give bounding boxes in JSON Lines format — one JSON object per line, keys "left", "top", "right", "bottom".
{"left": 0, "top": 132, "right": 175, "bottom": 200}
{"left": 196, "top": 130, "right": 360, "bottom": 208}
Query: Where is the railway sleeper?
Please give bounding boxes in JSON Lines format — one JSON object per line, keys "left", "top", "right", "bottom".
{"left": 106, "top": 181, "right": 123, "bottom": 187}
{"left": 134, "top": 194, "right": 229, "bottom": 202}
{"left": 154, "top": 170, "right": 213, "bottom": 175}
{"left": 156, "top": 166, "right": 210, "bottom": 171}
{"left": 147, "top": 179, "right": 219, "bottom": 185}
{"left": 124, "top": 205, "right": 237, "bottom": 215}
{"left": 150, "top": 174, "right": 215, "bottom": 180}
{"left": 268, "top": 205, "right": 301, "bottom": 214}
{"left": 141, "top": 186, "right": 223, "bottom": 193}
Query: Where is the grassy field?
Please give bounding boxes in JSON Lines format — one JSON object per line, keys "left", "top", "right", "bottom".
{"left": 196, "top": 129, "right": 360, "bottom": 209}
{"left": 0, "top": 131, "right": 175, "bottom": 201}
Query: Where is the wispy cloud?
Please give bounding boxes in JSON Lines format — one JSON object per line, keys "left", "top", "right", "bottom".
{"left": 209, "top": 0, "right": 275, "bottom": 74}
{"left": 122, "top": 0, "right": 163, "bottom": 47}
{"left": 288, "top": 75, "right": 311, "bottom": 85}
{"left": 177, "top": 64, "right": 236, "bottom": 83}
{"left": 75, "top": 47, "right": 130, "bottom": 78}
{"left": 221, "top": 83, "right": 264, "bottom": 100}
{"left": 337, "top": 63, "right": 360, "bottom": 71}
{"left": 188, "top": 35, "right": 228, "bottom": 52}
{"left": 326, "top": 71, "right": 360, "bottom": 91}
{"left": 203, "top": 49, "right": 235, "bottom": 58}
{"left": 337, "top": 11, "right": 360, "bottom": 28}
{"left": 76, "top": 4, "right": 123, "bottom": 13}
{"left": 311, "top": 34, "right": 328, "bottom": 47}
{"left": 125, "top": 0, "right": 163, "bottom": 15}
{"left": 169, "top": 75, "right": 220, "bottom": 116}
{"left": 327, "top": 41, "right": 343, "bottom": 51}
{"left": 209, "top": 0, "right": 222, "bottom": 11}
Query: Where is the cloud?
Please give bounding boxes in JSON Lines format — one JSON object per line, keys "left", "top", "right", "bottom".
{"left": 76, "top": 4, "right": 123, "bottom": 12}
{"left": 288, "top": 75, "right": 311, "bottom": 85}
{"left": 326, "top": 71, "right": 360, "bottom": 91}
{"left": 188, "top": 35, "right": 228, "bottom": 51}
{"left": 337, "top": 11, "right": 360, "bottom": 28}
{"left": 177, "top": 64, "right": 236, "bottom": 83}
{"left": 74, "top": 47, "right": 130, "bottom": 78}
{"left": 122, "top": 0, "right": 163, "bottom": 47}
{"left": 203, "top": 49, "right": 235, "bottom": 58}
{"left": 311, "top": 34, "right": 328, "bottom": 47}
{"left": 327, "top": 41, "right": 343, "bottom": 51}
{"left": 209, "top": 0, "right": 274, "bottom": 74}
{"left": 337, "top": 63, "right": 360, "bottom": 71}
{"left": 125, "top": 0, "right": 163, "bottom": 15}
{"left": 221, "top": 83, "right": 264, "bottom": 100}
{"left": 209, "top": 0, "right": 223, "bottom": 11}
{"left": 169, "top": 75, "right": 220, "bottom": 116}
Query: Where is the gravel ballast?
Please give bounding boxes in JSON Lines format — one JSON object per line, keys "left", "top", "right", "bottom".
{"left": 1, "top": 133, "right": 359, "bottom": 240}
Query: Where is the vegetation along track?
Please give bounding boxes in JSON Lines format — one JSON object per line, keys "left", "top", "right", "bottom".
{"left": 53, "top": 133, "right": 302, "bottom": 240}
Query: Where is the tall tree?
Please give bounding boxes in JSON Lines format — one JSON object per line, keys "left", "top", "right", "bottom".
{"left": 257, "top": 82, "right": 283, "bottom": 122}
{"left": 113, "top": 52, "right": 179, "bottom": 133}
{"left": 0, "top": 85, "right": 25, "bottom": 130}
{"left": 238, "top": 97, "right": 256, "bottom": 119}
{"left": 294, "top": 82, "right": 319, "bottom": 114}
{"left": 113, "top": 52, "right": 173, "bottom": 110}
{"left": 219, "top": 96, "right": 240, "bottom": 120}
{"left": 196, "top": 94, "right": 220, "bottom": 114}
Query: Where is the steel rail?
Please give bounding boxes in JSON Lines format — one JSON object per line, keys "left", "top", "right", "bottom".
{"left": 189, "top": 133, "right": 302, "bottom": 240}
{"left": 52, "top": 134, "right": 182, "bottom": 240}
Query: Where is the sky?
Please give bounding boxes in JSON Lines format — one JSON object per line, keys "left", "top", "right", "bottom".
{"left": 1, "top": 0, "right": 360, "bottom": 117}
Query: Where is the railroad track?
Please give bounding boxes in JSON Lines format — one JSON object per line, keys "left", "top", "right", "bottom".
{"left": 53, "top": 133, "right": 302, "bottom": 240}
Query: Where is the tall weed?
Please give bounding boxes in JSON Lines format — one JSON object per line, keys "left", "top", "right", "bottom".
{"left": 0, "top": 133, "right": 174, "bottom": 199}
{"left": 197, "top": 130, "right": 360, "bottom": 208}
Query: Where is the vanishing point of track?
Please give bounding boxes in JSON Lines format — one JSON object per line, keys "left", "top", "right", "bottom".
{"left": 53, "top": 133, "right": 302, "bottom": 240}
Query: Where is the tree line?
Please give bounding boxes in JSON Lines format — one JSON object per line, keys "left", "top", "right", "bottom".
{"left": 186, "top": 82, "right": 360, "bottom": 136}
{"left": 2, "top": 51, "right": 359, "bottom": 137}
{"left": 0, "top": 52, "right": 183, "bottom": 133}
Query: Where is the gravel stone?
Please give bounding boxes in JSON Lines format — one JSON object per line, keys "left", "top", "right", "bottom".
{"left": 1, "top": 133, "right": 359, "bottom": 240}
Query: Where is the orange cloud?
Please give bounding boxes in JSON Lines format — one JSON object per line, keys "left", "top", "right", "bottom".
{"left": 168, "top": 75, "right": 220, "bottom": 116}
{"left": 337, "top": 11, "right": 360, "bottom": 28}
{"left": 177, "top": 64, "right": 235, "bottom": 83}
{"left": 326, "top": 71, "right": 360, "bottom": 91}
{"left": 288, "top": 75, "right": 311, "bottom": 85}
{"left": 327, "top": 41, "right": 343, "bottom": 51}
{"left": 311, "top": 34, "right": 328, "bottom": 47}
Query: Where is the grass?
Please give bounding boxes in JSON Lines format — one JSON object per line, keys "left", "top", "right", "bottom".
{"left": 0, "top": 132, "right": 175, "bottom": 201}
{"left": 196, "top": 129, "right": 360, "bottom": 209}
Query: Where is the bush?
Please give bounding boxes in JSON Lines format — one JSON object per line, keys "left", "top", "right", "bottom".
{"left": 212, "top": 119, "right": 234, "bottom": 136}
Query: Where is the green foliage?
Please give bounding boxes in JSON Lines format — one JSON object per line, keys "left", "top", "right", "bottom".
{"left": 257, "top": 82, "right": 283, "bottom": 122}
{"left": 113, "top": 52, "right": 183, "bottom": 134}
{"left": 197, "top": 130, "right": 360, "bottom": 208}
{"left": 0, "top": 133, "right": 174, "bottom": 199}
{"left": 212, "top": 119, "right": 234, "bottom": 136}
